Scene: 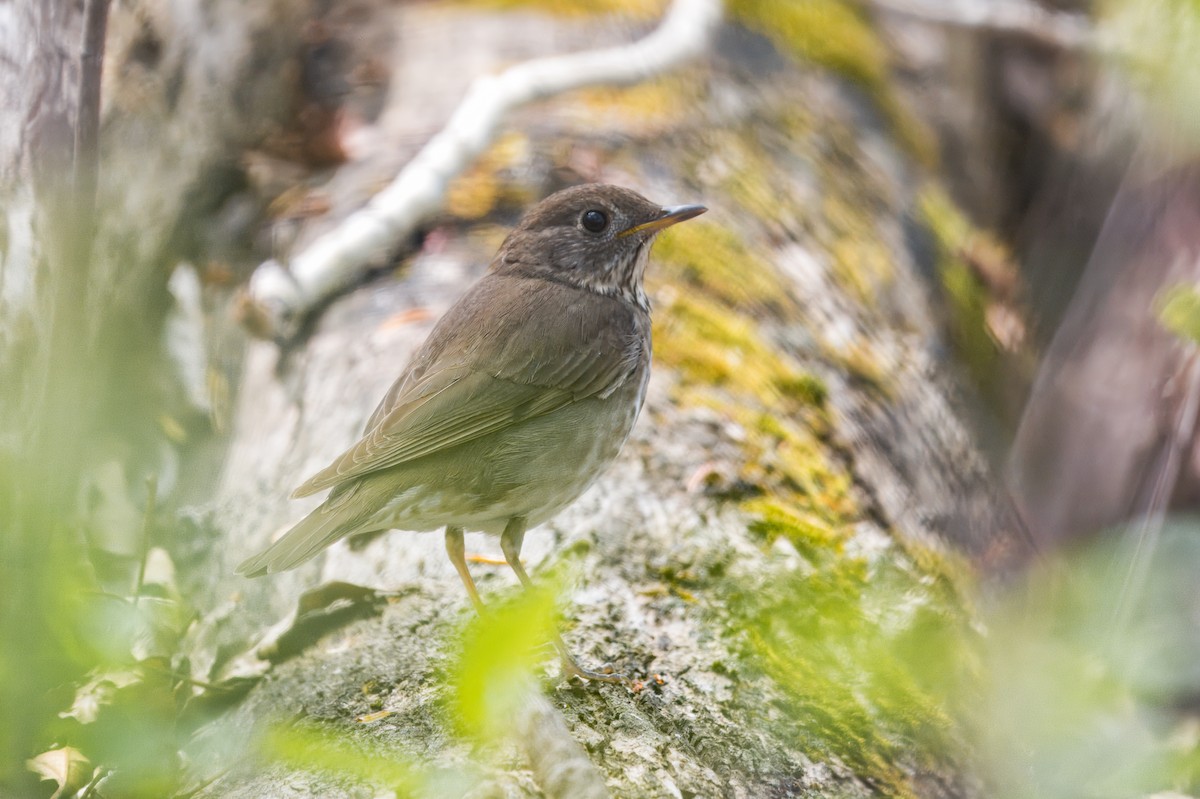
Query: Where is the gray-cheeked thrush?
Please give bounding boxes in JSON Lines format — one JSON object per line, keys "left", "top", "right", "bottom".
{"left": 237, "top": 184, "right": 707, "bottom": 681}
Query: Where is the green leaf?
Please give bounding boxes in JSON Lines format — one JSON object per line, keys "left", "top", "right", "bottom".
{"left": 27, "top": 746, "right": 93, "bottom": 799}
{"left": 1157, "top": 283, "right": 1200, "bottom": 344}
{"left": 263, "top": 724, "right": 424, "bottom": 795}
{"left": 450, "top": 576, "right": 561, "bottom": 740}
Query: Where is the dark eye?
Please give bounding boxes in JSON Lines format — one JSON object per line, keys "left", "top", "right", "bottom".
{"left": 581, "top": 209, "right": 608, "bottom": 233}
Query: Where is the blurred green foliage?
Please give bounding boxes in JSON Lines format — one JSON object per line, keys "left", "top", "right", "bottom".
{"left": 975, "top": 524, "right": 1200, "bottom": 798}
{"left": 1157, "top": 283, "right": 1200, "bottom": 344}
{"left": 263, "top": 724, "right": 427, "bottom": 796}
{"left": 1, "top": 474, "right": 197, "bottom": 796}
{"left": 728, "top": 0, "right": 936, "bottom": 163}
{"left": 0, "top": 185, "right": 189, "bottom": 795}
{"left": 724, "top": 535, "right": 976, "bottom": 798}
{"left": 248, "top": 571, "right": 563, "bottom": 796}
{"left": 1102, "top": 0, "right": 1200, "bottom": 141}
{"left": 448, "top": 573, "right": 561, "bottom": 741}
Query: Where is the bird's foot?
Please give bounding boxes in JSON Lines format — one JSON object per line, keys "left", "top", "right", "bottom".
{"left": 558, "top": 652, "right": 627, "bottom": 684}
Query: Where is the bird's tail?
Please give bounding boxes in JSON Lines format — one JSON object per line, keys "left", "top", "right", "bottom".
{"left": 235, "top": 478, "right": 395, "bottom": 577}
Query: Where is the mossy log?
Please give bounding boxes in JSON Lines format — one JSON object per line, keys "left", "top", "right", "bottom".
{"left": 3, "top": 1, "right": 1038, "bottom": 797}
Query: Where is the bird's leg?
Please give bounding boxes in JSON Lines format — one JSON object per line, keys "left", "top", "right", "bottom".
{"left": 445, "top": 525, "right": 484, "bottom": 614}
{"left": 499, "top": 517, "right": 625, "bottom": 684}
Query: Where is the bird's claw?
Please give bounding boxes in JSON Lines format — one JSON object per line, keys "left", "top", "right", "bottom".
{"left": 559, "top": 655, "right": 627, "bottom": 685}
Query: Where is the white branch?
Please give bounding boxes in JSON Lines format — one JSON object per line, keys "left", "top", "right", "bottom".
{"left": 869, "top": 0, "right": 1095, "bottom": 50}
{"left": 247, "top": 0, "right": 724, "bottom": 339}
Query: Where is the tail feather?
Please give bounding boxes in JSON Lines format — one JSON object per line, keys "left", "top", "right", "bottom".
{"left": 236, "top": 478, "right": 395, "bottom": 577}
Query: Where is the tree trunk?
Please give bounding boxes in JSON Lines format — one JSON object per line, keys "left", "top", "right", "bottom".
{"left": 176, "top": 6, "right": 1025, "bottom": 799}
{"left": 4, "top": 2, "right": 1042, "bottom": 797}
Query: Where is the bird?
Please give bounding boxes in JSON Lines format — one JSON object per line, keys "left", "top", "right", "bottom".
{"left": 237, "top": 183, "right": 706, "bottom": 681}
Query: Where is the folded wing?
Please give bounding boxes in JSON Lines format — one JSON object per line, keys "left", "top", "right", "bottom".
{"left": 291, "top": 275, "right": 645, "bottom": 498}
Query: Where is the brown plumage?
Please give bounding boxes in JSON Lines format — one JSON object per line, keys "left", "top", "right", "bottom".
{"left": 237, "top": 184, "right": 705, "bottom": 680}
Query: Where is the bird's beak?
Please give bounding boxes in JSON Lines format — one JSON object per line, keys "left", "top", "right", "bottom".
{"left": 619, "top": 204, "right": 708, "bottom": 237}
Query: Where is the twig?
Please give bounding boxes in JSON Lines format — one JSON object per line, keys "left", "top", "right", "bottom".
{"left": 514, "top": 683, "right": 609, "bottom": 799}
{"left": 37, "top": 0, "right": 111, "bottom": 450}
{"left": 133, "top": 474, "right": 157, "bottom": 606}
{"left": 1109, "top": 350, "right": 1200, "bottom": 642}
{"left": 246, "top": 0, "right": 724, "bottom": 340}
{"left": 74, "top": 0, "right": 112, "bottom": 232}
{"left": 867, "top": 0, "right": 1095, "bottom": 50}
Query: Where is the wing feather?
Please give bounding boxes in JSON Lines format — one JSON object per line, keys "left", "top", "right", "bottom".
{"left": 291, "top": 274, "right": 647, "bottom": 498}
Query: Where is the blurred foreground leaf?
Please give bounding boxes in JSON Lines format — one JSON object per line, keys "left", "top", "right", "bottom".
{"left": 1102, "top": 0, "right": 1200, "bottom": 141}
{"left": 1157, "top": 283, "right": 1200, "bottom": 344}
{"left": 450, "top": 575, "right": 561, "bottom": 741}
{"left": 976, "top": 521, "right": 1200, "bottom": 798}
{"left": 724, "top": 542, "right": 977, "bottom": 798}
{"left": 27, "top": 746, "right": 93, "bottom": 799}
{"left": 263, "top": 724, "right": 426, "bottom": 796}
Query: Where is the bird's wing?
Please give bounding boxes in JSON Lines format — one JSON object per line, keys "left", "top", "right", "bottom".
{"left": 292, "top": 279, "right": 645, "bottom": 498}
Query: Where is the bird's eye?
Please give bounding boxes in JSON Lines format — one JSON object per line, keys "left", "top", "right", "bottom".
{"left": 581, "top": 209, "right": 608, "bottom": 233}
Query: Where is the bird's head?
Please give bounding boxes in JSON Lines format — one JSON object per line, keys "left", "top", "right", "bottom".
{"left": 493, "top": 184, "right": 706, "bottom": 310}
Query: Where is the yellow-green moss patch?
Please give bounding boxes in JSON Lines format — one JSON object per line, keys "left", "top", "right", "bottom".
{"left": 821, "top": 192, "right": 896, "bottom": 303}
{"left": 698, "top": 124, "right": 817, "bottom": 235}
{"left": 571, "top": 76, "right": 693, "bottom": 134}
{"left": 917, "top": 184, "right": 1007, "bottom": 401}
{"left": 723, "top": 540, "right": 974, "bottom": 799}
{"left": 446, "top": 133, "right": 535, "bottom": 220}
{"left": 728, "top": 0, "right": 936, "bottom": 165}
{"left": 654, "top": 220, "right": 789, "bottom": 311}
{"left": 650, "top": 220, "right": 856, "bottom": 530}
{"left": 652, "top": 292, "right": 801, "bottom": 400}
{"left": 744, "top": 498, "right": 844, "bottom": 561}
{"left": 1157, "top": 283, "right": 1200, "bottom": 344}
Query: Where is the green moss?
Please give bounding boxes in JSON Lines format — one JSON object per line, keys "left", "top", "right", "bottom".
{"left": 741, "top": 410, "right": 855, "bottom": 518}
{"left": 1157, "top": 283, "right": 1200, "bottom": 344}
{"left": 917, "top": 185, "right": 1004, "bottom": 400}
{"left": 822, "top": 194, "right": 896, "bottom": 306}
{"left": 446, "top": 133, "right": 535, "bottom": 220}
{"left": 893, "top": 534, "right": 978, "bottom": 612}
{"left": 654, "top": 221, "right": 789, "bottom": 311}
{"left": 704, "top": 128, "right": 806, "bottom": 232}
{"left": 698, "top": 113, "right": 830, "bottom": 241}
{"left": 830, "top": 339, "right": 895, "bottom": 397}
{"left": 744, "top": 498, "right": 843, "bottom": 561}
{"left": 650, "top": 221, "right": 821, "bottom": 411}
{"left": 773, "top": 371, "right": 828, "bottom": 408}
{"left": 573, "top": 77, "right": 693, "bottom": 133}
{"left": 654, "top": 294, "right": 766, "bottom": 387}
{"left": 650, "top": 222, "right": 858, "bottom": 534}
{"left": 730, "top": 0, "right": 886, "bottom": 87}
{"left": 728, "top": 0, "right": 936, "bottom": 165}
{"left": 720, "top": 543, "right": 976, "bottom": 798}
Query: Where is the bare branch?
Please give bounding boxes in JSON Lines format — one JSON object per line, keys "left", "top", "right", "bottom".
{"left": 869, "top": 0, "right": 1095, "bottom": 50}
{"left": 515, "top": 685, "right": 610, "bottom": 799}
{"left": 246, "top": 0, "right": 724, "bottom": 340}
{"left": 74, "top": 0, "right": 111, "bottom": 223}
